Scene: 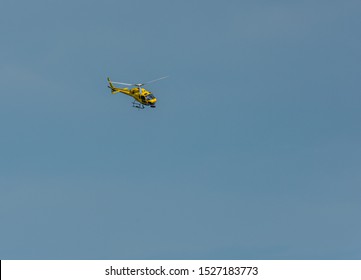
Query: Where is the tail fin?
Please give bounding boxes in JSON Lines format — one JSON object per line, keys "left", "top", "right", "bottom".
{"left": 107, "top": 77, "right": 114, "bottom": 89}
{"left": 107, "top": 77, "right": 117, "bottom": 94}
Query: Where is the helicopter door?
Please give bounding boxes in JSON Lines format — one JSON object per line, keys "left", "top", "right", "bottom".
{"left": 140, "top": 95, "right": 146, "bottom": 103}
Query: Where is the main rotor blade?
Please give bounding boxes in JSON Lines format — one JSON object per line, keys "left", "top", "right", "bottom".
{"left": 111, "top": 81, "right": 133, "bottom": 86}
{"left": 143, "top": 76, "right": 169, "bottom": 85}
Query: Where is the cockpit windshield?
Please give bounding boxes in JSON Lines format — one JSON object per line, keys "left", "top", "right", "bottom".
{"left": 145, "top": 94, "right": 155, "bottom": 100}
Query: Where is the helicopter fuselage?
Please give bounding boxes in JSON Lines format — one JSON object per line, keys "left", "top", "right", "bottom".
{"left": 111, "top": 87, "right": 157, "bottom": 108}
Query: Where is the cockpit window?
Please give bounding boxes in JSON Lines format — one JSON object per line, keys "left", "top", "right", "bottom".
{"left": 145, "top": 94, "right": 155, "bottom": 100}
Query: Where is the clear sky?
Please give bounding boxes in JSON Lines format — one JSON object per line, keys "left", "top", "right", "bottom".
{"left": 1, "top": 0, "right": 360, "bottom": 259}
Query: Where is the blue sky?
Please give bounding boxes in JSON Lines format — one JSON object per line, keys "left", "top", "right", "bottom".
{"left": 1, "top": 0, "right": 360, "bottom": 259}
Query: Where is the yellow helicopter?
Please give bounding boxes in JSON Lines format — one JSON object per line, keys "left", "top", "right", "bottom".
{"left": 107, "top": 76, "right": 168, "bottom": 109}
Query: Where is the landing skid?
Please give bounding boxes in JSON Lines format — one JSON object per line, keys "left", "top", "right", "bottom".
{"left": 132, "top": 101, "right": 145, "bottom": 109}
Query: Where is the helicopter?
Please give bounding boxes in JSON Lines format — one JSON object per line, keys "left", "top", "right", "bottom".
{"left": 107, "top": 76, "right": 168, "bottom": 109}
